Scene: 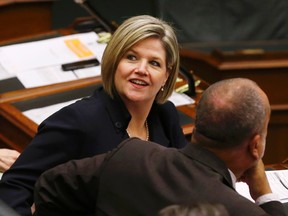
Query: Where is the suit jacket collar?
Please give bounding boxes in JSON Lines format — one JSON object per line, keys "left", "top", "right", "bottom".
{"left": 94, "top": 86, "right": 131, "bottom": 133}
{"left": 180, "top": 143, "right": 234, "bottom": 188}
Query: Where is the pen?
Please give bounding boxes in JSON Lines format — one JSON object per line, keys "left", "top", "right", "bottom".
{"left": 275, "top": 173, "right": 288, "bottom": 190}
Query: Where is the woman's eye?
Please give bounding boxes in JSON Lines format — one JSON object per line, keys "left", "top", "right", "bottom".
{"left": 150, "top": 61, "right": 161, "bottom": 67}
{"left": 127, "top": 54, "right": 136, "bottom": 61}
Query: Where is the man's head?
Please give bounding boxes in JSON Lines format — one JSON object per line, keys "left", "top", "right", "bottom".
{"left": 193, "top": 78, "right": 270, "bottom": 175}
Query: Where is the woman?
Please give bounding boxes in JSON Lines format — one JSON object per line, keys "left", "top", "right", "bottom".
{"left": 0, "top": 15, "right": 188, "bottom": 216}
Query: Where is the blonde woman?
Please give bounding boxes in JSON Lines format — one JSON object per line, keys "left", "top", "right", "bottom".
{"left": 0, "top": 15, "right": 187, "bottom": 216}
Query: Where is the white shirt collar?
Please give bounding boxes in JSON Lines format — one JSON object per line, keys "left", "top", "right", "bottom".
{"left": 228, "top": 169, "right": 237, "bottom": 189}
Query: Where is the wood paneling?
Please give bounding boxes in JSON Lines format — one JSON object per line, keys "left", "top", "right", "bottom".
{"left": 0, "top": 0, "right": 55, "bottom": 41}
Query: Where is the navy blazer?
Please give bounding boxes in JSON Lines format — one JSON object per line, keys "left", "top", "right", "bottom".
{"left": 0, "top": 87, "right": 187, "bottom": 216}
{"left": 34, "top": 138, "right": 286, "bottom": 216}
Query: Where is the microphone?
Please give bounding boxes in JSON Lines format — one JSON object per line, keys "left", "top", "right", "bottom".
{"left": 179, "top": 66, "right": 196, "bottom": 96}
{"left": 74, "top": 0, "right": 115, "bottom": 33}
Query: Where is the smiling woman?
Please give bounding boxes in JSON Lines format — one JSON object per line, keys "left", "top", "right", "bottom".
{"left": 114, "top": 37, "right": 168, "bottom": 110}
{"left": 0, "top": 15, "right": 188, "bottom": 216}
{"left": 114, "top": 37, "right": 169, "bottom": 139}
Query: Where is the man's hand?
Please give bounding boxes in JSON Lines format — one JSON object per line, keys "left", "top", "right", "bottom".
{"left": 0, "top": 149, "right": 20, "bottom": 172}
{"left": 240, "top": 159, "right": 272, "bottom": 200}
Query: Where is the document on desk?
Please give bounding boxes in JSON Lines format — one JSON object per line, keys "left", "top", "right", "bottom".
{"left": 0, "top": 32, "right": 106, "bottom": 87}
{"left": 236, "top": 169, "right": 288, "bottom": 203}
{"left": 23, "top": 98, "right": 79, "bottom": 125}
{"left": 168, "top": 91, "right": 195, "bottom": 107}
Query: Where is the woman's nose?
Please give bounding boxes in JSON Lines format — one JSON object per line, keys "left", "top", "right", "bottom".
{"left": 135, "top": 61, "right": 148, "bottom": 75}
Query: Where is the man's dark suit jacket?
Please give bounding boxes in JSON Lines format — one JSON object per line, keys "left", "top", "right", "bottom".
{"left": 34, "top": 138, "right": 286, "bottom": 216}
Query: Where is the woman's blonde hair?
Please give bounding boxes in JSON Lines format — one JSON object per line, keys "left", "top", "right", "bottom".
{"left": 101, "top": 15, "right": 179, "bottom": 104}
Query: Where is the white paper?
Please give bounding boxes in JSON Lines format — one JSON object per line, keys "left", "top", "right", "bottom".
{"left": 168, "top": 91, "right": 195, "bottom": 107}
{"left": 23, "top": 99, "right": 79, "bottom": 125}
{"left": 16, "top": 65, "right": 77, "bottom": 88}
{"left": 73, "top": 66, "right": 101, "bottom": 79}
{"left": 266, "top": 170, "right": 288, "bottom": 202}
{"left": 0, "top": 32, "right": 106, "bottom": 86}
{"left": 0, "top": 32, "right": 100, "bottom": 73}
{"left": 236, "top": 169, "right": 288, "bottom": 203}
{"left": 0, "top": 64, "right": 14, "bottom": 80}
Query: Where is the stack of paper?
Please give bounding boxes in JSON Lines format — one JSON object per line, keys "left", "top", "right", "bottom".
{"left": 0, "top": 32, "right": 106, "bottom": 88}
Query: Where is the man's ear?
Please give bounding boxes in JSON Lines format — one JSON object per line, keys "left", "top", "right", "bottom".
{"left": 248, "top": 134, "right": 262, "bottom": 160}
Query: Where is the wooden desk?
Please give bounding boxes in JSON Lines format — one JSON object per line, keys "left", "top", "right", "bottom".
{"left": 0, "top": 0, "right": 55, "bottom": 42}
{"left": 0, "top": 77, "right": 102, "bottom": 152}
{"left": 179, "top": 40, "right": 288, "bottom": 164}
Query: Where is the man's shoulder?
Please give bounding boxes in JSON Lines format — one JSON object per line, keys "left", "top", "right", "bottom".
{"left": 106, "top": 138, "right": 176, "bottom": 163}
{"left": 118, "top": 138, "right": 168, "bottom": 152}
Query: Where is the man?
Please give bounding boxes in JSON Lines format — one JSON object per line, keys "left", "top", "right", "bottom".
{"left": 33, "top": 78, "right": 286, "bottom": 216}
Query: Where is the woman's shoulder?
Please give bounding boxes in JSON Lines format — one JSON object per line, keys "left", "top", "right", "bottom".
{"left": 156, "top": 100, "right": 178, "bottom": 113}
{"left": 43, "top": 89, "right": 107, "bottom": 122}
{"left": 67, "top": 87, "right": 108, "bottom": 110}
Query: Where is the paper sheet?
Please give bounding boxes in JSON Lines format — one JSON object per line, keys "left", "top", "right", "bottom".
{"left": 0, "top": 32, "right": 100, "bottom": 73}
{"left": 16, "top": 65, "right": 77, "bottom": 88}
{"left": 168, "top": 91, "right": 195, "bottom": 107}
{"left": 23, "top": 99, "right": 79, "bottom": 125}
{"left": 0, "top": 32, "right": 106, "bottom": 87}
{"left": 0, "top": 64, "right": 14, "bottom": 80}
{"left": 73, "top": 66, "right": 101, "bottom": 79}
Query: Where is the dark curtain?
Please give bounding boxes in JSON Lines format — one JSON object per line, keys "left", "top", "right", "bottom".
{"left": 156, "top": 0, "right": 288, "bottom": 43}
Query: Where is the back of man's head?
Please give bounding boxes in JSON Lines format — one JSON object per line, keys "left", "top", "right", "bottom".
{"left": 194, "top": 78, "right": 270, "bottom": 149}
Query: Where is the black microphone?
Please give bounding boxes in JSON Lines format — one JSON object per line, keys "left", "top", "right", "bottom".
{"left": 179, "top": 66, "right": 196, "bottom": 97}
{"left": 74, "top": 0, "right": 115, "bottom": 33}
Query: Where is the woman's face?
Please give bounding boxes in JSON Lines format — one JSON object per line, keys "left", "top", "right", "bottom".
{"left": 114, "top": 37, "right": 169, "bottom": 105}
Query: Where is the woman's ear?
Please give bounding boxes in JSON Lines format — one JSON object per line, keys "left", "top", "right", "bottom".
{"left": 164, "top": 70, "right": 170, "bottom": 83}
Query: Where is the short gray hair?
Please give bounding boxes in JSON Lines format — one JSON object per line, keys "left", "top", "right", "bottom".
{"left": 195, "top": 78, "right": 270, "bottom": 147}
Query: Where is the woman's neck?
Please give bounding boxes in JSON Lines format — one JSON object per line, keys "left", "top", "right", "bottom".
{"left": 125, "top": 100, "right": 153, "bottom": 141}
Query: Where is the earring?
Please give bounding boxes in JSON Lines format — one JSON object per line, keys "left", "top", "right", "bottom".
{"left": 161, "top": 86, "right": 164, "bottom": 91}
